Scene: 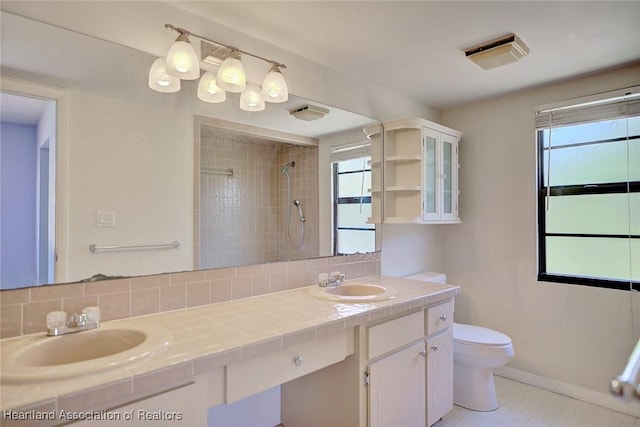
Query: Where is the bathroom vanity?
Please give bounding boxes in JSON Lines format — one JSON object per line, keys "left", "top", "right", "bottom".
{"left": 0, "top": 277, "right": 458, "bottom": 427}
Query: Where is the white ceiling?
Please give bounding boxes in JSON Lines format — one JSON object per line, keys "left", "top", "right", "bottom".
{"left": 170, "top": 1, "right": 640, "bottom": 109}
{"left": 0, "top": 92, "right": 51, "bottom": 125}
{"left": 2, "top": 1, "right": 639, "bottom": 112}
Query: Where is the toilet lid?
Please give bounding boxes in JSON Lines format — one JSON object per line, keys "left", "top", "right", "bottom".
{"left": 453, "top": 323, "right": 511, "bottom": 346}
{"left": 406, "top": 272, "right": 447, "bottom": 283}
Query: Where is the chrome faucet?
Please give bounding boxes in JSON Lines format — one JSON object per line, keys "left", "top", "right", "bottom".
{"left": 318, "top": 271, "right": 346, "bottom": 287}
{"left": 46, "top": 307, "right": 100, "bottom": 336}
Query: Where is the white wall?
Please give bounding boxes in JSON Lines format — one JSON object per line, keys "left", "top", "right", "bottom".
{"left": 440, "top": 64, "right": 640, "bottom": 400}
{"left": 36, "top": 101, "right": 56, "bottom": 283}
{"left": 381, "top": 224, "right": 444, "bottom": 277}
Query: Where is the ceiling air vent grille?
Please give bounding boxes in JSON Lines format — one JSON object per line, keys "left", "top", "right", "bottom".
{"left": 465, "top": 33, "right": 529, "bottom": 70}
{"left": 289, "top": 105, "right": 330, "bottom": 121}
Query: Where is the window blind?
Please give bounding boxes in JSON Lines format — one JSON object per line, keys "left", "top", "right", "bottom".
{"left": 535, "top": 87, "right": 640, "bottom": 129}
{"left": 330, "top": 141, "right": 371, "bottom": 163}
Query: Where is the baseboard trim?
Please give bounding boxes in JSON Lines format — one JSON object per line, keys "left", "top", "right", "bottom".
{"left": 494, "top": 366, "right": 640, "bottom": 418}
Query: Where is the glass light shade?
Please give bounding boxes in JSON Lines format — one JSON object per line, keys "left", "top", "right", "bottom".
{"left": 216, "top": 56, "right": 246, "bottom": 93}
{"left": 262, "top": 69, "right": 288, "bottom": 103}
{"left": 148, "top": 58, "right": 181, "bottom": 93}
{"left": 197, "top": 72, "right": 226, "bottom": 103}
{"left": 165, "top": 40, "right": 200, "bottom": 80}
{"left": 239, "top": 83, "right": 265, "bottom": 112}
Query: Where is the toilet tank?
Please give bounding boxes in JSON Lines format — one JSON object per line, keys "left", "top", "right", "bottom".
{"left": 405, "top": 272, "right": 447, "bottom": 284}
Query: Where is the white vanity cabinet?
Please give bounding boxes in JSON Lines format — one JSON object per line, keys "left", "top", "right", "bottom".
{"left": 369, "top": 118, "right": 462, "bottom": 224}
{"left": 425, "top": 300, "right": 455, "bottom": 426}
{"left": 368, "top": 341, "right": 426, "bottom": 427}
{"left": 281, "top": 297, "right": 455, "bottom": 427}
{"left": 68, "top": 382, "right": 206, "bottom": 426}
{"left": 226, "top": 329, "right": 353, "bottom": 403}
{"left": 366, "top": 301, "right": 454, "bottom": 427}
{"left": 367, "top": 311, "right": 426, "bottom": 427}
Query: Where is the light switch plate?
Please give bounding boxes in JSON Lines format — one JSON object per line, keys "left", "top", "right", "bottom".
{"left": 96, "top": 211, "right": 115, "bottom": 228}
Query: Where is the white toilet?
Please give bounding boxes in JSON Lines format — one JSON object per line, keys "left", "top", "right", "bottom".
{"left": 406, "top": 272, "right": 514, "bottom": 412}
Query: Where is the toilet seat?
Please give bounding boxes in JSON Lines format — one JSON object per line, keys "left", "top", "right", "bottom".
{"left": 453, "top": 323, "right": 511, "bottom": 346}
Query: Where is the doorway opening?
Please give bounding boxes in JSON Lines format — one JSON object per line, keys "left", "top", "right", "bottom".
{"left": 0, "top": 91, "right": 56, "bottom": 289}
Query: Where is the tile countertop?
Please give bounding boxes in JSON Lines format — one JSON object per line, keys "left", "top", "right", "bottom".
{"left": 0, "top": 276, "right": 459, "bottom": 413}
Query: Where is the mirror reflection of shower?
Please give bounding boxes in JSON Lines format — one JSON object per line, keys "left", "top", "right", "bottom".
{"left": 281, "top": 161, "right": 305, "bottom": 248}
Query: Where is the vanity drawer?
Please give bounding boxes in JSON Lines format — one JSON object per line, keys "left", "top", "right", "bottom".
{"left": 426, "top": 299, "right": 454, "bottom": 336}
{"left": 226, "top": 329, "right": 353, "bottom": 403}
{"left": 368, "top": 310, "right": 424, "bottom": 360}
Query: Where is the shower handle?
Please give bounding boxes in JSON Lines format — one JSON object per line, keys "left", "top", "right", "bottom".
{"left": 293, "top": 200, "right": 306, "bottom": 223}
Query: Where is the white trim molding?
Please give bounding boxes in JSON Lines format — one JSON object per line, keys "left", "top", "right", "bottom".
{"left": 495, "top": 366, "right": 640, "bottom": 418}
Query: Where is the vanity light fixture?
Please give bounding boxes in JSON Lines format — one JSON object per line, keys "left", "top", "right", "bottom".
{"left": 262, "top": 64, "right": 288, "bottom": 103}
{"left": 216, "top": 50, "right": 246, "bottom": 93}
{"left": 150, "top": 24, "right": 288, "bottom": 112}
{"left": 165, "top": 29, "right": 200, "bottom": 80}
{"left": 197, "top": 71, "right": 226, "bottom": 103}
{"left": 240, "top": 83, "right": 266, "bottom": 111}
{"left": 148, "top": 58, "right": 181, "bottom": 92}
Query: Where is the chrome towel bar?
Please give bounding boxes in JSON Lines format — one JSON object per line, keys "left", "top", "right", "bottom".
{"left": 89, "top": 241, "right": 181, "bottom": 252}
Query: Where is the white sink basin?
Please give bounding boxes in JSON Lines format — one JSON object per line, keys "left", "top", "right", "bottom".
{"left": 1, "top": 323, "right": 171, "bottom": 383}
{"left": 309, "top": 283, "right": 397, "bottom": 302}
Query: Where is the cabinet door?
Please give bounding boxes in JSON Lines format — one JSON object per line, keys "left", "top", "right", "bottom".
{"left": 69, "top": 382, "right": 205, "bottom": 426}
{"left": 440, "top": 134, "right": 458, "bottom": 222}
{"left": 368, "top": 341, "right": 426, "bottom": 427}
{"left": 422, "top": 128, "right": 440, "bottom": 222}
{"left": 426, "top": 329, "right": 453, "bottom": 426}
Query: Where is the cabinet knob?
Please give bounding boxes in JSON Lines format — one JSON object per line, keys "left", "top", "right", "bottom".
{"left": 419, "top": 350, "right": 426, "bottom": 358}
{"left": 431, "top": 345, "right": 439, "bottom": 351}
{"left": 293, "top": 356, "right": 303, "bottom": 366}
{"left": 439, "top": 315, "right": 447, "bottom": 321}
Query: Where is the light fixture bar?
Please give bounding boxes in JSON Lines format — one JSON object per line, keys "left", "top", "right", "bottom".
{"left": 165, "top": 24, "right": 287, "bottom": 70}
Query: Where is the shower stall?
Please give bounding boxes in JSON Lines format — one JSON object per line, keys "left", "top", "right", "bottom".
{"left": 196, "top": 125, "right": 319, "bottom": 270}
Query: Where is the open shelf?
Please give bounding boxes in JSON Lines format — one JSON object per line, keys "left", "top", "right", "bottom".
{"left": 385, "top": 154, "right": 421, "bottom": 163}
{"left": 386, "top": 185, "right": 421, "bottom": 192}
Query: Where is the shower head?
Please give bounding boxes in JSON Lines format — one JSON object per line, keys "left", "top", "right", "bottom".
{"left": 280, "top": 161, "right": 296, "bottom": 175}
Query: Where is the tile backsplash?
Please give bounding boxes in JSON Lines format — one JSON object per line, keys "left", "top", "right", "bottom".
{"left": 0, "top": 253, "right": 380, "bottom": 339}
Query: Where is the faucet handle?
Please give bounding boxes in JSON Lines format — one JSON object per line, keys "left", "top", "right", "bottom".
{"left": 331, "top": 271, "right": 345, "bottom": 281}
{"left": 318, "top": 273, "right": 329, "bottom": 286}
{"left": 46, "top": 311, "right": 67, "bottom": 329}
{"left": 82, "top": 306, "right": 101, "bottom": 323}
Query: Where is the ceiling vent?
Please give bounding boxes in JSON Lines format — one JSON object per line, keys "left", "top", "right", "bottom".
{"left": 289, "top": 104, "right": 330, "bottom": 121}
{"left": 465, "top": 33, "right": 529, "bottom": 70}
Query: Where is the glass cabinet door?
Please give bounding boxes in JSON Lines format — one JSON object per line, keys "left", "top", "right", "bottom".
{"left": 442, "top": 139, "right": 453, "bottom": 215}
{"left": 423, "top": 129, "right": 439, "bottom": 220}
{"left": 441, "top": 133, "right": 458, "bottom": 221}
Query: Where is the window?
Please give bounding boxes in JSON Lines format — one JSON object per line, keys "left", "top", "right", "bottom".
{"left": 331, "top": 144, "right": 375, "bottom": 255}
{"left": 536, "top": 88, "right": 640, "bottom": 290}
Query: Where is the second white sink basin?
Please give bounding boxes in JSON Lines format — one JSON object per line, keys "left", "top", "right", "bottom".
{"left": 1, "top": 322, "right": 171, "bottom": 383}
{"left": 325, "top": 283, "right": 387, "bottom": 297}
{"left": 309, "top": 283, "right": 397, "bottom": 302}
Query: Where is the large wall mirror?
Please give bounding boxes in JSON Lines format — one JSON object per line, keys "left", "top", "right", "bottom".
{"left": 0, "top": 11, "right": 380, "bottom": 290}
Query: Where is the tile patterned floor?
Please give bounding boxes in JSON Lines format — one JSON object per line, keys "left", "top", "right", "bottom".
{"left": 436, "top": 376, "right": 640, "bottom": 427}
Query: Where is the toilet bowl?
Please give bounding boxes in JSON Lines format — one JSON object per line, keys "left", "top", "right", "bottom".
{"left": 406, "top": 272, "right": 514, "bottom": 411}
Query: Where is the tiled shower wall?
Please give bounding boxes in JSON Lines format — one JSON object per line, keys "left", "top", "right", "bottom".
{"left": 0, "top": 252, "right": 381, "bottom": 339}
{"left": 198, "top": 127, "right": 319, "bottom": 269}
{"left": 200, "top": 131, "right": 278, "bottom": 268}
{"left": 276, "top": 144, "right": 319, "bottom": 262}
